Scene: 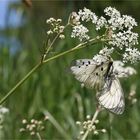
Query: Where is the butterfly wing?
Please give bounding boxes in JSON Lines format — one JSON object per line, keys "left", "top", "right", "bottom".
{"left": 97, "top": 77, "right": 125, "bottom": 115}
{"left": 71, "top": 59, "right": 112, "bottom": 90}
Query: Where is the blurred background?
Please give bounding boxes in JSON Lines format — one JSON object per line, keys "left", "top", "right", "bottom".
{"left": 0, "top": 0, "right": 140, "bottom": 139}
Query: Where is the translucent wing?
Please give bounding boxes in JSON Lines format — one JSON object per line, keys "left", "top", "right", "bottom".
{"left": 97, "top": 77, "right": 125, "bottom": 115}
{"left": 71, "top": 59, "right": 112, "bottom": 90}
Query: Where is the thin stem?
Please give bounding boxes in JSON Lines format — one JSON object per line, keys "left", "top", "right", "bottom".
{"left": 43, "top": 36, "right": 105, "bottom": 64}
{"left": 36, "top": 132, "right": 42, "bottom": 140}
{"left": 42, "top": 33, "right": 60, "bottom": 62}
{"left": 81, "top": 106, "right": 101, "bottom": 140}
{"left": 0, "top": 62, "right": 42, "bottom": 105}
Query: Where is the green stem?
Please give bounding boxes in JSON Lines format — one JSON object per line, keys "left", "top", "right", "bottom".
{"left": 81, "top": 107, "right": 101, "bottom": 140}
{"left": 43, "top": 36, "right": 104, "bottom": 64}
{"left": 0, "top": 36, "right": 106, "bottom": 105}
{"left": 36, "top": 132, "right": 42, "bottom": 140}
{"left": 0, "top": 63, "right": 42, "bottom": 105}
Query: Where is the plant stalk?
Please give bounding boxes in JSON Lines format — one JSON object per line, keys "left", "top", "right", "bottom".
{"left": 0, "top": 62, "right": 42, "bottom": 105}
{"left": 36, "top": 132, "right": 42, "bottom": 140}
{"left": 81, "top": 107, "right": 101, "bottom": 140}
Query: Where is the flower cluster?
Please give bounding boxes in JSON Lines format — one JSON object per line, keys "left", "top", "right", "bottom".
{"left": 104, "top": 7, "right": 137, "bottom": 30}
{"left": 95, "top": 16, "right": 107, "bottom": 30}
{"left": 71, "top": 25, "right": 89, "bottom": 41}
{"left": 76, "top": 115, "right": 106, "bottom": 138}
{"left": 104, "top": 6, "right": 120, "bottom": 18}
{"left": 99, "top": 46, "right": 114, "bottom": 56}
{"left": 78, "top": 8, "right": 98, "bottom": 23}
{"left": 109, "top": 31, "right": 138, "bottom": 50}
{"left": 46, "top": 18, "right": 65, "bottom": 39}
{"left": 70, "top": 7, "right": 139, "bottom": 63}
{"left": 123, "top": 48, "right": 140, "bottom": 63}
{"left": 92, "top": 47, "right": 114, "bottom": 65}
{"left": 20, "top": 116, "right": 49, "bottom": 136}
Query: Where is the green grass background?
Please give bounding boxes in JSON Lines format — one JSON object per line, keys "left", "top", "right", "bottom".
{"left": 0, "top": 0, "right": 140, "bottom": 139}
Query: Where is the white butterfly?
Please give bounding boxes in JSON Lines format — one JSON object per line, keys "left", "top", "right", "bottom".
{"left": 71, "top": 56, "right": 125, "bottom": 115}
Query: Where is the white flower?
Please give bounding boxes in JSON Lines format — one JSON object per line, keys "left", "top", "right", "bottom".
{"left": 122, "top": 15, "right": 137, "bottom": 30}
{"left": 46, "top": 17, "right": 56, "bottom": 24}
{"left": 101, "top": 129, "right": 107, "bottom": 133}
{"left": 86, "top": 115, "right": 91, "bottom": 119}
{"left": 71, "top": 24, "right": 90, "bottom": 41}
{"left": 109, "top": 30, "right": 139, "bottom": 49}
{"left": 104, "top": 7, "right": 121, "bottom": 18}
{"left": 104, "top": 7, "right": 137, "bottom": 31}
{"left": 22, "top": 119, "right": 27, "bottom": 124}
{"left": 94, "top": 130, "right": 99, "bottom": 135}
{"left": 78, "top": 7, "right": 98, "bottom": 23}
{"left": 94, "top": 120, "right": 99, "bottom": 124}
{"left": 108, "top": 16, "right": 124, "bottom": 30}
{"left": 59, "top": 34, "right": 65, "bottom": 39}
{"left": 93, "top": 54, "right": 108, "bottom": 65}
{"left": 80, "top": 131, "right": 84, "bottom": 135}
{"left": 99, "top": 47, "right": 114, "bottom": 56}
{"left": 47, "top": 30, "right": 53, "bottom": 35}
{"left": 76, "top": 121, "right": 81, "bottom": 125}
{"left": 123, "top": 48, "right": 140, "bottom": 63}
{"left": 0, "top": 106, "right": 9, "bottom": 114}
{"left": 92, "top": 47, "right": 113, "bottom": 65}
{"left": 96, "top": 16, "right": 107, "bottom": 30}
{"left": 57, "top": 19, "right": 62, "bottom": 23}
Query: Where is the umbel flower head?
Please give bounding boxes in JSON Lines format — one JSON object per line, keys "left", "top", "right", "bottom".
{"left": 70, "top": 7, "right": 140, "bottom": 64}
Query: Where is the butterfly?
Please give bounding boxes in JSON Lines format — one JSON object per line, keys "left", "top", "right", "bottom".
{"left": 70, "top": 56, "right": 125, "bottom": 115}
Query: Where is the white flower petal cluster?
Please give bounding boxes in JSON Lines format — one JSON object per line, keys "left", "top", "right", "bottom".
{"left": 92, "top": 47, "right": 113, "bottom": 65}
{"left": 113, "top": 61, "right": 137, "bottom": 77}
{"left": 109, "top": 30, "right": 139, "bottom": 49}
{"left": 99, "top": 47, "right": 114, "bottom": 56}
{"left": 123, "top": 48, "right": 140, "bottom": 63}
{"left": 71, "top": 7, "right": 98, "bottom": 41}
{"left": 70, "top": 7, "right": 139, "bottom": 63}
{"left": 0, "top": 106, "right": 9, "bottom": 114}
{"left": 96, "top": 16, "right": 107, "bottom": 30}
{"left": 103, "top": 7, "right": 138, "bottom": 50}
{"left": 78, "top": 7, "right": 98, "bottom": 23}
{"left": 71, "top": 25, "right": 90, "bottom": 41}
{"left": 104, "top": 7, "right": 137, "bottom": 30}
{"left": 104, "top": 7, "right": 121, "bottom": 18}
{"left": 93, "top": 54, "right": 109, "bottom": 65}
{"left": 122, "top": 15, "right": 137, "bottom": 30}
